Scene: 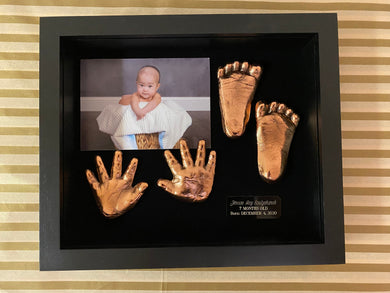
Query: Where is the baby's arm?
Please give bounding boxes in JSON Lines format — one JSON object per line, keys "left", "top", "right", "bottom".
{"left": 119, "top": 94, "right": 144, "bottom": 120}
{"left": 120, "top": 93, "right": 161, "bottom": 120}
{"left": 139, "top": 93, "right": 161, "bottom": 116}
{"left": 119, "top": 94, "right": 132, "bottom": 105}
{"left": 129, "top": 95, "right": 146, "bottom": 120}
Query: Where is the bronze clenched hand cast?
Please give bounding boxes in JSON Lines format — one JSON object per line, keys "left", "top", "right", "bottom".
{"left": 86, "top": 151, "right": 148, "bottom": 218}
{"left": 157, "top": 139, "right": 216, "bottom": 203}
{"left": 218, "top": 61, "right": 262, "bottom": 137}
{"left": 255, "top": 101, "right": 299, "bottom": 182}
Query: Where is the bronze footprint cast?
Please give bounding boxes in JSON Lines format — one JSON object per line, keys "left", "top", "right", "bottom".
{"left": 218, "top": 61, "right": 262, "bottom": 138}
{"left": 255, "top": 101, "right": 299, "bottom": 182}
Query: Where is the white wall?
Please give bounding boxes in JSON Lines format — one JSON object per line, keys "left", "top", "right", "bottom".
{"left": 80, "top": 96, "right": 211, "bottom": 112}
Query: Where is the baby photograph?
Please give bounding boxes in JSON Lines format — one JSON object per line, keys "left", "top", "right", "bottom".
{"left": 80, "top": 58, "right": 211, "bottom": 150}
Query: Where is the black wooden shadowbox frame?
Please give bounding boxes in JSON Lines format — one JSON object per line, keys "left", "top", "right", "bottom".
{"left": 40, "top": 14, "right": 344, "bottom": 270}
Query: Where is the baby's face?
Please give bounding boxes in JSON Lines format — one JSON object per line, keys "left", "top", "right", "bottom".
{"left": 136, "top": 72, "right": 160, "bottom": 100}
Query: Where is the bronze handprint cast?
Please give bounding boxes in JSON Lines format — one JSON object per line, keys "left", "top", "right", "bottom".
{"left": 157, "top": 139, "right": 216, "bottom": 202}
{"left": 86, "top": 151, "right": 148, "bottom": 218}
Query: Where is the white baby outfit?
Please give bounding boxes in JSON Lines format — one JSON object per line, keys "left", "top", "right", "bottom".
{"left": 96, "top": 100, "right": 192, "bottom": 149}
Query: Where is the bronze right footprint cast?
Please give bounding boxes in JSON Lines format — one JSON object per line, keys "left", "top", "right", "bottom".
{"left": 255, "top": 101, "right": 299, "bottom": 182}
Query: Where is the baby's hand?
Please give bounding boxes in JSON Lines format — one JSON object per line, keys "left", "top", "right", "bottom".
{"left": 136, "top": 113, "right": 145, "bottom": 120}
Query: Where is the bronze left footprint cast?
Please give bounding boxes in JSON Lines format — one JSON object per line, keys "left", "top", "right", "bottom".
{"left": 86, "top": 151, "right": 148, "bottom": 218}
{"left": 218, "top": 61, "right": 262, "bottom": 138}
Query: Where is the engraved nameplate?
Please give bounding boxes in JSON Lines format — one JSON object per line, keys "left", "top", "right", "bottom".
{"left": 227, "top": 196, "right": 281, "bottom": 219}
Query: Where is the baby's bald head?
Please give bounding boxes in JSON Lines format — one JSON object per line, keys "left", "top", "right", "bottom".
{"left": 137, "top": 65, "right": 160, "bottom": 83}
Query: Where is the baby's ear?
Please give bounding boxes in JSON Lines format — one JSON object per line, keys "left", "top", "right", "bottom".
{"left": 156, "top": 83, "right": 161, "bottom": 90}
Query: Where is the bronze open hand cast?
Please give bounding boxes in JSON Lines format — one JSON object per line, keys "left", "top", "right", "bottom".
{"left": 86, "top": 151, "right": 148, "bottom": 218}
{"left": 157, "top": 139, "right": 216, "bottom": 203}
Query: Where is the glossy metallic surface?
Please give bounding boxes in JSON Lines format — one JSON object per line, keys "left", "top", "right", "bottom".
{"left": 157, "top": 139, "right": 216, "bottom": 202}
{"left": 86, "top": 151, "right": 148, "bottom": 218}
{"left": 255, "top": 101, "right": 299, "bottom": 182}
{"left": 218, "top": 61, "right": 262, "bottom": 137}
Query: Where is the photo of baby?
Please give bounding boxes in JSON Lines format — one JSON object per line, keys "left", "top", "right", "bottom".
{"left": 80, "top": 58, "right": 211, "bottom": 150}
{"left": 120, "top": 65, "right": 162, "bottom": 120}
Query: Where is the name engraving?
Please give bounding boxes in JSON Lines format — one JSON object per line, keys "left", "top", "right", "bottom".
{"left": 227, "top": 196, "right": 281, "bottom": 219}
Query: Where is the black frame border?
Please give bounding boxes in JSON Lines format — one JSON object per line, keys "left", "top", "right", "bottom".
{"left": 40, "top": 13, "right": 344, "bottom": 270}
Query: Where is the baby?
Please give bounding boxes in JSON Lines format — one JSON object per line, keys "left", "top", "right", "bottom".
{"left": 96, "top": 64, "right": 192, "bottom": 150}
{"left": 119, "top": 65, "right": 162, "bottom": 120}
